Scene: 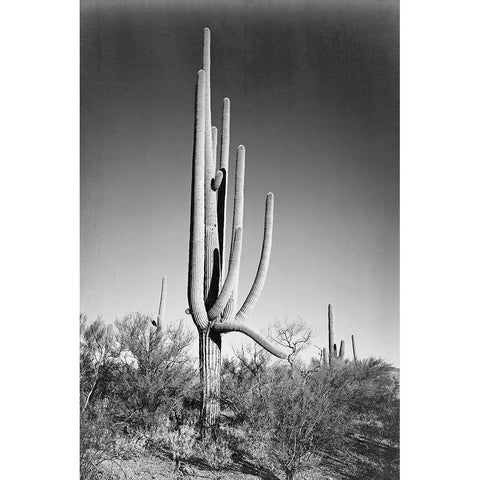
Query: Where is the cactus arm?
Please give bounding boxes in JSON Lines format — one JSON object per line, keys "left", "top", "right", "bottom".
{"left": 156, "top": 275, "right": 167, "bottom": 326}
{"left": 187, "top": 70, "right": 209, "bottom": 330}
{"left": 222, "top": 145, "right": 245, "bottom": 322}
{"left": 339, "top": 340, "right": 345, "bottom": 360}
{"left": 212, "top": 321, "right": 288, "bottom": 359}
{"left": 203, "top": 28, "right": 221, "bottom": 309}
{"left": 217, "top": 98, "right": 230, "bottom": 278}
{"left": 203, "top": 28, "right": 214, "bottom": 193}
{"left": 208, "top": 227, "right": 243, "bottom": 320}
{"left": 231, "top": 145, "right": 245, "bottom": 234}
{"left": 212, "top": 170, "right": 223, "bottom": 191}
{"left": 351, "top": 334, "right": 357, "bottom": 363}
{"left": 235, "top": 193, "right": 274, "bottom": 322}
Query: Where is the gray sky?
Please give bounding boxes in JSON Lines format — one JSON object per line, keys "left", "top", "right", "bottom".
{"left": 81, "top": 0, "right": 399, "bottom": 365}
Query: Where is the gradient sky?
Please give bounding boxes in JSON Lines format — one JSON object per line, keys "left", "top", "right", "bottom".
{"left": 81, "top": 0, "right": 399, "bottom": 365}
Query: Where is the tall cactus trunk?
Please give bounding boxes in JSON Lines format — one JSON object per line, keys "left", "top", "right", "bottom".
{"left": 199, "top": 329, "right": 221, "bottom": 431}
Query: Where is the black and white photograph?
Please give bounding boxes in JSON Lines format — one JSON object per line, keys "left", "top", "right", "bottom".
{"left": 80, "top": 1, "right": 399, "bottom": 479}
{"left": 5, "top": 0, "right": 480, "bottom": 479}
{"left": 5, "top": 1, "right": 480, "bottom": 479}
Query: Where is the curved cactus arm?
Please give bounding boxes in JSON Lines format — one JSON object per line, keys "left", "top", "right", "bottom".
{"left": 212, "top": 170, "right": 223, "bottom": 191}
{"left": 188, "top": 70, "right": 209, "bottom": 331}
{"left": 222, "top": 145, "right": 245, "bottom": 321}
{"left": 208, "top": 227, "right": 243, "bottom": 320}
{"left": 212, "top": 321, "right": 288, "bottom": 359}
{"left": 156, "top": 275, "right": 167, "bottom": 326}
{"left": 217, "top": 97, "right": 230, "bottom": 278}
{"left": 235, "top": 193, "right": 274, "bottom": 322}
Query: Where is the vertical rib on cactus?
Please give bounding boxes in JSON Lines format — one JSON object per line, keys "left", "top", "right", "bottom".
{"left": 328, "top": 303, "right": 335, "bottom": 364}
{"left": 156, "top": 276, "right": 167, "bottom": 326}
{"left": 212, "top": 126, "right": 217, "bottom": 166}
{"left": 351, "top": 334, "right": 357, "bottom": 363}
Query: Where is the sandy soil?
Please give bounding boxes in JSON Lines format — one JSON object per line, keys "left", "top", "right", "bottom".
{"left": 98, "top": 452, "right": 329, "bottom": 480}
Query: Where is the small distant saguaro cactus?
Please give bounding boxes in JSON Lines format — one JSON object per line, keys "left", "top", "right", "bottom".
{"left": 328, "top": 304, "right": 345, "bottom": 364}
{"left": 187, "top": 28, "right": 288, "bottom": 431}
{"left": 351, "top": 334, "right": 357, "bottom": 363}
{"left": 152, "top": 275, "right": 167, "bottom": 328}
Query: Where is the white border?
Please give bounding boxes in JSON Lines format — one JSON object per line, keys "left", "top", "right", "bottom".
{"left": 401, "top": 0, "right": 480, "bottom": 477}
{"left": 2, "top": 1, "right": 79, "bottom": 477}
{"left": 2, "top": 1, "right": 480, "bottom": 478}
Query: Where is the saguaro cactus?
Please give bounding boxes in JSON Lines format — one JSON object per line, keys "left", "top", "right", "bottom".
{"left": 328, "top": 303, "right": 335, "bottom": 363}
{"left": 187, "top": 28, "right": 288, "bottom": 430}
{"left": 327, "top": 304, "right": 345, "bottom": 364}
{"left": 351, "top": 334, "right": 357, "bottom": 363}
{"left": 322, "top": 347, "right": 328, "bottom": 366}
{"left": 152, "top": 275, "right": 167, "bottom": 328}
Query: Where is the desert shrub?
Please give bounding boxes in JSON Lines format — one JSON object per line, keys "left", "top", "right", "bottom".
{"left": 112, "top": 313, "right": 196, "bottom": 427}
{"left": 80, "top": 315, "right": 119, "bottom": 413}
{"left": 80, "top": 407, "right": 117, "bottom": 480}
{"left": 165, "top": 424, "right": 197, "bottom": 469}
{"left": 196, "top": 436, "right": 233, "bottom": 470}
{"left": 112, "top": 430, "right": 148, "bottom": 460}
{"left": 80, "top": 314, "right": 398, "bottom": 480}
{"left": 321, "top": 359, "right": 400, "bottom": 480}
{"left": 222, "top": 333, "right": 399, "bottom": 480}
{"left": 261, "top": 367, "right": 346, "bottom": 480}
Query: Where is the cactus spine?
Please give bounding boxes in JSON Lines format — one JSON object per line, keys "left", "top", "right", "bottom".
{"left": 187, "top": 28, "right": 288, "bottom": 431}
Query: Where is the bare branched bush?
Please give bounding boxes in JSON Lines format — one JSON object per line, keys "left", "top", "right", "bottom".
{"left": 270, "top": 318, "right": 313, "bottom": 371}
